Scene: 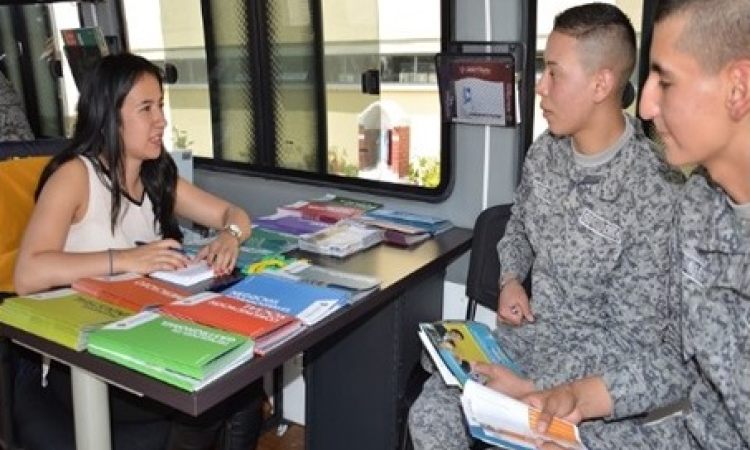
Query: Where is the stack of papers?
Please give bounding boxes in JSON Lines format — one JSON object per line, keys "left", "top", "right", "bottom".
{"left": 150, "top": 260, "right": 215, "bottom": 286}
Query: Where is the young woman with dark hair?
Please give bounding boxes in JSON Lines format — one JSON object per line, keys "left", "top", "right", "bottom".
{"left": 13, "top": 52, "right": 263, "bottom": 450}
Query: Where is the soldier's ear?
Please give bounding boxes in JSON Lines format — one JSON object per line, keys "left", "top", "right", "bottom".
{"left": 592, "top": 68, "right": 616, "bottom": 105}
{"left": 726, "top": 59, "right": 750, "bottom": 121}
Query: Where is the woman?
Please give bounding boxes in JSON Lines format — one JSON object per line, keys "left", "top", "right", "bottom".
{"left": 13, "top": 53, "right": 262, "bottom": 450}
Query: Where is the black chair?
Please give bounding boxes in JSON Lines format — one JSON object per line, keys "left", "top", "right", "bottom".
{"left": 464, "top": 204, "right": 531, "bottom": 450}
{"left": 465, "top": 204, "right": 526, "bottom": 320}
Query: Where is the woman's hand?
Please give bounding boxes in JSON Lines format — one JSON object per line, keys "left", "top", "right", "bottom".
{"left": 127, "top": 239, "right": 191, "bottom": 274}
{"left": 195, "top": 231, "right": 240, "bottom": 275}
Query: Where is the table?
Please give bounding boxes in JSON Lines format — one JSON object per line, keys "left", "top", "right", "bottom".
{"left": 0, "top": 227, "right": 472, "bottom": 450}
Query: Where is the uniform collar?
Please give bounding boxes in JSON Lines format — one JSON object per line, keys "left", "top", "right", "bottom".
{"left": 555, "top": 114, "right": 644, "bottom": 202}
{"left": 688, "top": 173, "right": 750, "bottom": 255}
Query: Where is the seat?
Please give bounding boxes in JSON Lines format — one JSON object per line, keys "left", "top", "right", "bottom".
{"left": 465, "top": 204, "right": 527, "bottom": 320}
{"left": 464, "top": 204, "right": 531, "bottom": 450}
{"left": 0, "top": 138, "right": 69, "bottom": 450}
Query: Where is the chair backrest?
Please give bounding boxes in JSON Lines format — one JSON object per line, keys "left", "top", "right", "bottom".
{"left": 465, "top": 204, "right": 513, "bottom": 320}
{"left": 0, "top": 139, "right": 69, "bottom": 295}
{"left": 0, "top": 138, "right": 68, "bottom": 450}
{"left": 0, "top": 138, "right": 69, "bottom": 161}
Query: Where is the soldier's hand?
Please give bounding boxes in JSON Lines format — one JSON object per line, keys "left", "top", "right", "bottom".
{"left": 497, "top": 278, "right": 534, "bottom": 325}
{"left": 472, "top": 361, "right": 534, "bottom": 398}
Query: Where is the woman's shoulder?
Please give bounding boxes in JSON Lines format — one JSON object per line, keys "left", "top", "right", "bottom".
{"left": 43, "top": 156, "right": 90, "bottom": 193}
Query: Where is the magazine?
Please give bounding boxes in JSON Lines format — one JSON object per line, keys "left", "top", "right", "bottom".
{"left": 418, "top": 320, "right": 520, "bottom": 387}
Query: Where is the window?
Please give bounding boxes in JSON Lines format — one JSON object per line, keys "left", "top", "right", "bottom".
{"left": 122, "top": 0, "right": 450, "bottom": 200}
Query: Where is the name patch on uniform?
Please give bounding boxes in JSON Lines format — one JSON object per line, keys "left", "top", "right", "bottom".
{"left": 681, "top": 251, "right": 707, "bottom": 288}
{"left": 532, "top": 179, "right": 552, "bottom": 204}
{"left": 578, "top": 208, "right": 621, "bottom": 243}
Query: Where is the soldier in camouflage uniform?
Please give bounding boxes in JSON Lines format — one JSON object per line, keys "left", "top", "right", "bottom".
{"left": 0, "top": 71, "right": 34, "bottom": 141}
{"left": 408, "top": 3, "right": 691, "bottom": 449}
{"left": 531, "top": 1, "right": 750, "bottom": 449}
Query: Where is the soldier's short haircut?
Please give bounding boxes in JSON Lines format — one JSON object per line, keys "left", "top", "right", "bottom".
{"left": 553, "top": 2, "right": 637, "bottom": 93}
{"left": 656, "top": 0, "right": 750, "bottom": 74}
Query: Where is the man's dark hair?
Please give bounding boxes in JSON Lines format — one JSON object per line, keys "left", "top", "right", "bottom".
{"left": 553, "top": 2, "right": 637, "bottom": 93}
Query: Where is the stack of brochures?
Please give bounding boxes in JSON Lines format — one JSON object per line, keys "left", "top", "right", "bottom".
{"left": 183, "top": 226, "right": 299, "bottom": 269}
{"left": 222, "top": 273, "right": 351, "bottom": 325}
{"left": 271, "top": 259, "right": 380, "bottom": 303}
{"left": 355, "top": 209, "right": 453, "bottom": 247}
{"left": 277, "top": 193, "right": 382, "bottom": 224}
{"left": 0, "top": 288, "right": 131, "bottom": 350}
{"left": 72, "top": 272, "right": 190, "bottom": 312}
{"left": 253, "top": 212, "right": 331, "bottom": 236}
{"left": 298, "top": 220, "right": 384, "bottom": 258}
{"left": 88, "top": 310, "right": 255, "bottom": 391}
{"left": 161, "top": 291, "right": 305, "bottom": 355}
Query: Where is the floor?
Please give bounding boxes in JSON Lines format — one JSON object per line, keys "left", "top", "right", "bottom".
{"left": 257, "top": 422, "right": 304, "bottom": 450}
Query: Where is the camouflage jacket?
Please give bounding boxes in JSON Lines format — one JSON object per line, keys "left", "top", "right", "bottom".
{"left": 675, "top": 173, "right": 749, "bottom": 448}
{"left": 603, "top": 171, "right": 750, "bottom": 449}
{"left": 495, "top": 115, "right": 685, "bottom": 391}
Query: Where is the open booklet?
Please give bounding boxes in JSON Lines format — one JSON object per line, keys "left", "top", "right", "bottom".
{"left": 461, "top": 379, "right": 588, "bottom": 450}
{"left": 418, "top": 320, "right": 521, "bottom": 387}
{"left": 419, "top": 320, "right": 588, "bottom": 450}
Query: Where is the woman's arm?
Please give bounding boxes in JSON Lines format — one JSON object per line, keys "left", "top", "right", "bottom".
{"left": 173, "top": 178, "right": 252, "bottom": 273}
{"left": 14, "top": 160, "right": 107, "bottom": 294}
{"left": 14, "top": 159, "right": 190, "bottom": 294}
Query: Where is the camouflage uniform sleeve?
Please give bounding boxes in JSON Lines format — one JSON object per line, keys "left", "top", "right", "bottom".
{"left": 601, "top": 200, "right": 696, "bottom": 419}
{"left": 0, "top": 73, "right": 34, "bottom": 142}
{"left": 496, "top": 143, "right": 537, "bottom": 284}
